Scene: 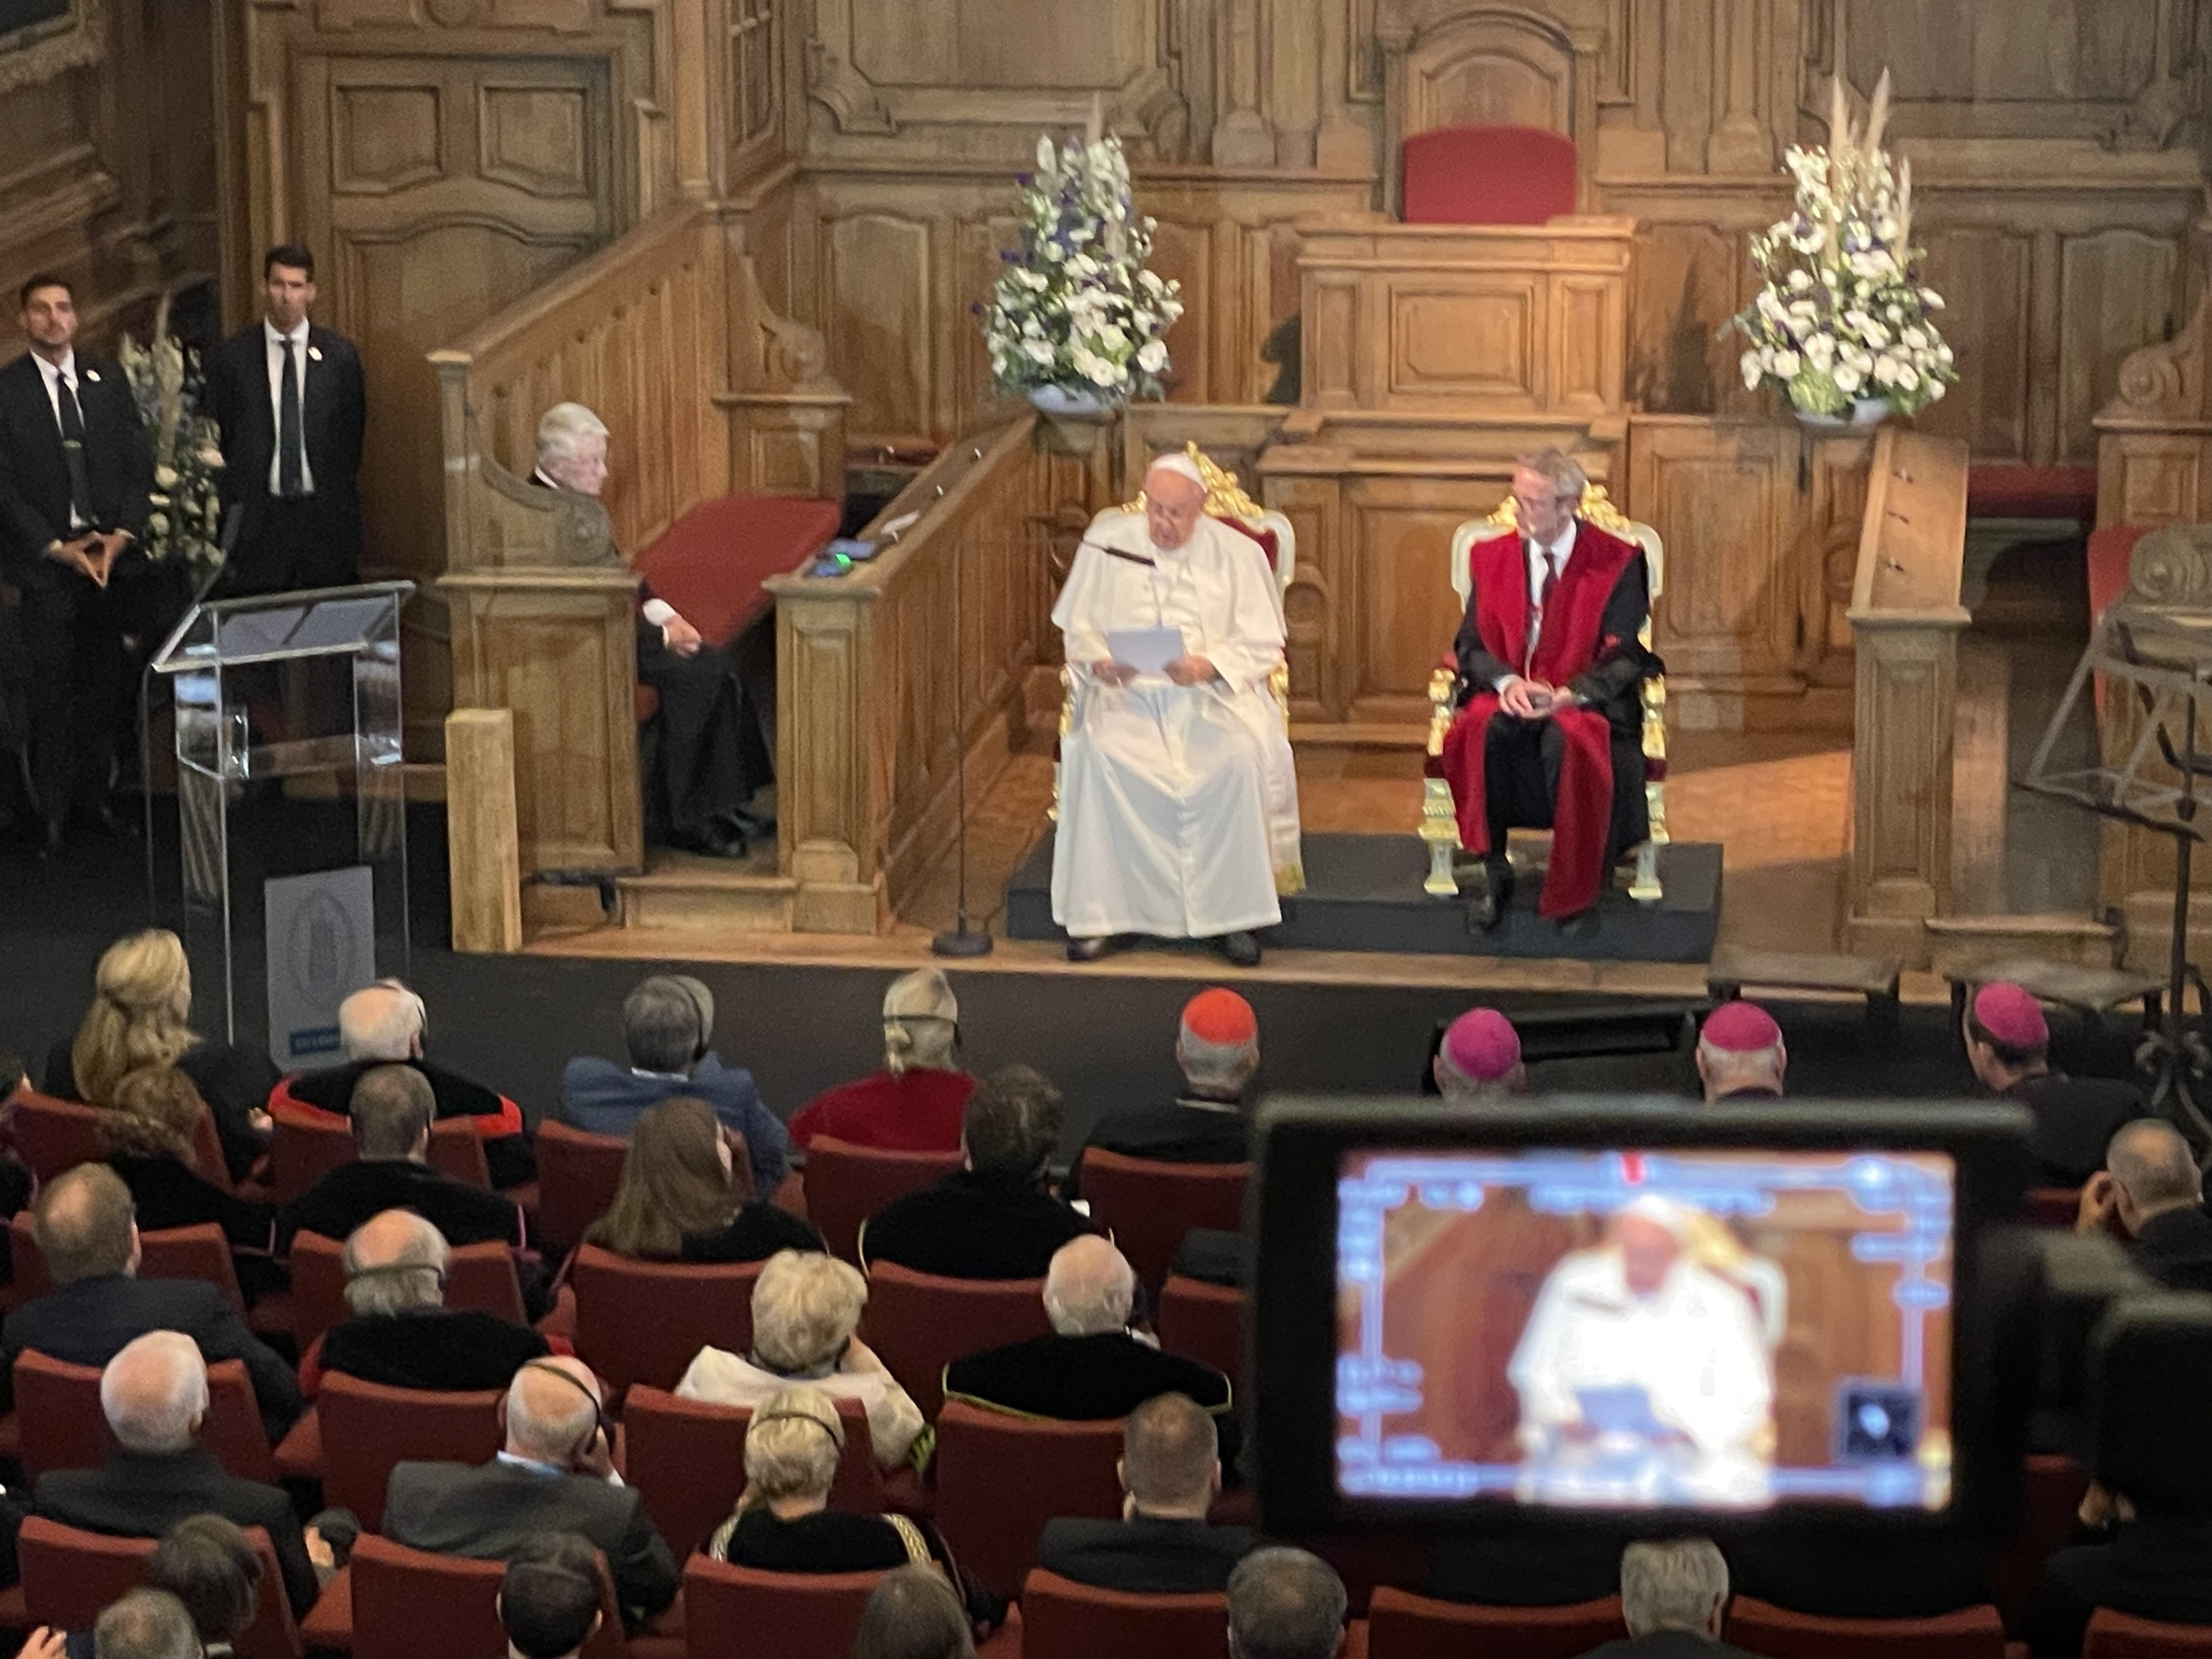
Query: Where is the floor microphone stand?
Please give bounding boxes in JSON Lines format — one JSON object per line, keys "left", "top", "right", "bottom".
{"left": 932, "top": 519, "right": 992, "bottom": 959}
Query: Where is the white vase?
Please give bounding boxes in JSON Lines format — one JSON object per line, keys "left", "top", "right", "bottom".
{"left": 1027, "top": 385, "right": 1111, "bottom": 418}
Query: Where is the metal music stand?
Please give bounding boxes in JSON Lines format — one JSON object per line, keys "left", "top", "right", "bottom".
{"left": 2020, "top": 603, "right": 2212, "bottom": 1149}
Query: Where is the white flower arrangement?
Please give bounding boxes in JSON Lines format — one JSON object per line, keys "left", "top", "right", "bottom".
{"left": 980, "top": 131, "right": 1183, "bottom": 405}
{"left": 1728, "top": 72, "right": 1957, "bottom": 421}
{"left": 119, "top": 294, "right": 226, "bottom": 573}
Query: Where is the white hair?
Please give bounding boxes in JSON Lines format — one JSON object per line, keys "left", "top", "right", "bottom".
{"left": 101, "top": 1331, "right": 208, "bottom": 1454}
{"left": 343, "top": 1210, "right": 451, "bottom": 1316}
{"left": 1042, "top": 1237, "right": 1136, "bottom": 1337}
{"left": 1620, "top": 1539, "right": 1729, "bottom": 1637}
{"left": 338, "top": 982, "right": 425, "bottom": 1062}
{"left": 751, "top": 1250, "right": 868, "bottom": 1373}
{"left": 742, "top": 1384, "right": 845, "bottom": 1502}
{"left": 505, "top": 1361, "right": 601, "bottom": 1464}
{"left": 536, "top": 402, "right": 609, "bottom": 466}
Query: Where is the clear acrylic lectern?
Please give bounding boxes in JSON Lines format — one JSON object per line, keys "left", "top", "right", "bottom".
{"left": 148, "top": 582, "right": 415, "bottom": 1062}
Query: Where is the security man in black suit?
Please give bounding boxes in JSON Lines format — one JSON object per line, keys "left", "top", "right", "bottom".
{"left": 0, "top": 273, "right": 155, "bottom": 853}
{"left": 207, "top": 243, "right": 367, "bottom": 594}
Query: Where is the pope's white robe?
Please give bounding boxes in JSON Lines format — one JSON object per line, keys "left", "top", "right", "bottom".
{"left": 1051, "top": 514, "right": 1302, "bottom": 940}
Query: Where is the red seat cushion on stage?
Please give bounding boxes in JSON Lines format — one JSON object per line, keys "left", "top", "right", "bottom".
{"left": 633, "top": 495, "right": 842, "bottom": 650}
{"left": 1212, "top": 511, "right": 1277, "bottom": 569}
{"left": 1966, "top": 465, "right": 2098, "bottom": 521}
{"left": 1401, "top": 126, "right": 1576, "bottom": 226}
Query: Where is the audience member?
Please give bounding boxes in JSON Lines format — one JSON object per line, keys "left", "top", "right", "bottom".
{"left": 1695, "top": 1002, "right": 1786, "bottom": 1103}
{"left": 860, "top": 1064, "right": 1089, "bottom": 1279}
{"left": 945, "top": 1237, "right": 1239, "bottom": 1465}
{"left": 33, "top": 1333, "right": 324, "bottom": 1618}
{"left": 311, "top": 1209, "right": 549, "bottom": 1395}
{"left": 0, "top": 1164, "right": 300, "bottom": 1433}
{"left": 585, "top": 1095, "right": 818, "bottom": 1262}
{"left": 1061, "top": 989, "right": 1256, "bottom": 1199}
{"left": 705, "top": 1384, "right": 929, "bottom": 1568}
{"left": 384, "top": 1356, "right": 679, "bottom": 1634}
{"left": 1965, "top": 981, "right": 2144, "bottom": 1186}
{"left": 145, "top": 1514, "right": 265, "bottom": 1657}
{"left": 851, "top": 1566, "right": 975, "bottom": 1659}
{"left": 91, "top": 1590, "right": 198, "bottom": 1659}
{"left": 1226, "top": 1548, "right": 1347, "bottom": 1659}
{"left": 789, "top": 969, "right": 974, "bottom": 1152}
{"left": 1036, "top": 1391, "right": 1255, "bottom": 1592}
{"left": 96, "top": 1065, "right": 277, "bottom": 1253}
{"left": 1726, "top": 1520, "right": 1992, "bottom": 1623}
{"left": 1428, "top": 1520, "right": 1627, "bottom": 1608}
{"left": 267, "top": 979, "right": 534, "bottom": 1187}
{"left": 558, "top": 973, "right": 788, "bottom": 1195}
{"left": 49, "top": 929, "right": 277, "bottom": 1182}
{"left": 278, "top": 1064, "right": 521, "bottom": 1252}
{"left": 1577, "top": 1538, "right": 1754, "bottom": 1658}
{"left": 676, "top": 1249, "right": 924, "bottom": 1472}
{"left": 497, "top": 1533, "right": 604, "bottom": 1659}
{"left": 1433, "top": 1007, "right": 1526, "bottom": 1101}
{"left": 2079, "top": 1118, "right": 2212, "bottom": 1290}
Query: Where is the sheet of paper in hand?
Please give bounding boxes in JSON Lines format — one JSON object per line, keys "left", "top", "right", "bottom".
{"left": 1107, "top": 627, "right": 1185, "bottom": 675}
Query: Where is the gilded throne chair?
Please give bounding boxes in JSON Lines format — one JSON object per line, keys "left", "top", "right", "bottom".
{"left": 1419, "top": 484, "right": 1670, "bottom": 904}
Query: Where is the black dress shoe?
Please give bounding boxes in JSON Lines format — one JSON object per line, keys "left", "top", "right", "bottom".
{"left": 721, "top": 807, "right": 776, "bottom": 839}
{"left": 671, "top": 823, "right": 749, "bottom": 859}
{"left": 1067, "top": 935, "right": 1115, "bottom": 962}
{"left": 1214, "top": 930, "right": 1262, "bottom": 968}
{"left": 1466, "top": 863, "right": 1515, "bottom": 934}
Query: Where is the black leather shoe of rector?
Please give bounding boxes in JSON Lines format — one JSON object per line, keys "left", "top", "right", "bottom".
{"left": 1214, "top": 931, "right": 1262, "bottom": 968}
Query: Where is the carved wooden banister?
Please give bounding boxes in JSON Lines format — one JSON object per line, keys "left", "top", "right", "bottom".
{"left": 2096, "top": 290, "right": 2212, "bottom": 530}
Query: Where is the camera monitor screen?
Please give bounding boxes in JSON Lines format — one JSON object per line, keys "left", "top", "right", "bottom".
{"left": 1335, "top": 1146, "right": 1954, "bottom": 1512}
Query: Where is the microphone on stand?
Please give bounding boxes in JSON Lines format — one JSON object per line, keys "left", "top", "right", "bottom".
{"left": 933, "top": 460, "right": 993, "bottom": 959}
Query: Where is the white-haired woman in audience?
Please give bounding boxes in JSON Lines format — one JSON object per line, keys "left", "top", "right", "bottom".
{"left": 675, "top": 1249, "right": 924, "bottom": 1471}
{"left": 49, "top": 928, "right": 277, "bottom": 1182}
{"left": 787, "top": 968, "right": 974, "bottom": 1153}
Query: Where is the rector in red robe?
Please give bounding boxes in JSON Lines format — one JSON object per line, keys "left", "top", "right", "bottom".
{"left": 1441, "top": 451, "right": 1657, "bottom": 930}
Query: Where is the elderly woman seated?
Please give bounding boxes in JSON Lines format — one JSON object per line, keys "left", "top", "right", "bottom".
{"left": 706, "top": 1384, "right": 934, "bottom": 1569}
{"left": 584, "top": 1095, "right": 820, "bottom": 1264}
{"left": 676, "top": 1249, "right": 924, "bottom": 1472}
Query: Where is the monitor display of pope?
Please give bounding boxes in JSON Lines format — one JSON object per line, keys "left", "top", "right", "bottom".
{"left": 1050, "top": 454, "right": 1301, "bottom": 969}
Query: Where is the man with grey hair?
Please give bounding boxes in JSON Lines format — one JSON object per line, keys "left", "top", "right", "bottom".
{"left": 316, "top": 1209, "right": 550, "bottom": 1394}
{"left": 1039, "top": 1391, "right": 1258, "bottom": 1592}
{"left": 91, "top": 1589, "right": 201, "bottom": 1659}
{"left": 532, "top": 400, "right": 771, "bottom": 859}
{"left": 557, "top": 971, "right": 787, "bottom": 1195}
{"left": 1226, "top": 1547, "right": 1347, "bottom": 1659}
{"left": 1578, "top": 1537, "right": 1755, "bottom": 1656}
{"left": 945, "top": 1234, "right": 1241, "bottom": 1469}
{"left": 1439, "top": 446, "right": 1657, "bottom": 936}
{"left": 1052, "top": 451, "right": 1301, "bottom": 968}
{"left": 385, "top": 1355, "right": 679, "bottom": 1633}
{"left": 35, "top": 1332, "right": 325, "bottom": 1618}
{"left": 2080, "top": 1118, "right": 2212, "bottom": 1291}
{"left": 1062, "top": 986, "right": 1259, "bottom": 1199}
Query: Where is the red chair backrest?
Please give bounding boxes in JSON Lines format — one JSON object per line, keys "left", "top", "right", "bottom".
{"left": 681, "top": 1556, "right": 887, "bottom": 1659}
{"left": 15, "top": 1350, "right": 275, "bottom": 1483}
{"left": 534, "top": 1120, "right": 630, "bottom": 1250}
{"left": 1987, "top": 1453, "right": 2091, "bottom": 1633}
{"left": 805, "top": 1136, "right": 961, "bottom": 1264}
{"left": 2084, "top": 1608, "right": 2212, "bottom": 1657}
{"left": 932, "top": 1398, "right": 1124, "bottom": 1601}
{"left": 1725, "top": 1596, "right": 2010, "bottom": 1658}
{"left": 349, "top": 1534, "right": 626, "bottom": 1659}
{"left": 861, "top": 1260, "right": 1052, "bottom": 1421}
{"left": 570, "top": 1244, "right": 763, "bottom": 1396}
{"left": 1156, "top": 1275, "right": 1245, "bottom": 1384}
{"left": 18, "top": 1516, "right": 305, "bottom": 1659}
{"left": 191, "top": 1106, "right": 236, "bottom": 1192}
{"left": 11, "top": 1214, "right": 248, "bottom": 1312}
{"left": 1078, "top": 1150, "right": 1249, "bottom": 1292}
{"left": 2023, "top": 1187, "right": 2083, "bottom": 1227}
{"left": 1401, "top": 124, "right": 1577, "bottom": 226}
{"left": 1366, "top": 1588, "right": 1625, "bottom": 1659}
{"left": 427, "top": 1116, "right": 492, "bottom": 1188}
{"left": 622, "top": 1386, "right": 881, "bottom": 1558}
{"left": 269, "top": 1109, "right": 355, "bottom": 1203}
{"left": 1020, "top": 1568, "right": 1228, "bottom": 1659}
{"left": 315, "top": 1371, "right": 505, "bottom": 1532}
{"left": 12, "top": 1090, "right": 103, "bottom": 1184}
{"left": 288, "top": 1231, "right": 526, "bottom": 1354}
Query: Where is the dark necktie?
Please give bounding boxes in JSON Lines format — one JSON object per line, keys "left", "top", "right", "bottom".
{"left": 1526, "top": 540, "right": 1558, "bottom": 675}
{"left": 278, "top": 337, "right": 306, "bottom": 499}
{"left": 55, "top": 370, "right": 93, "bottom": 529}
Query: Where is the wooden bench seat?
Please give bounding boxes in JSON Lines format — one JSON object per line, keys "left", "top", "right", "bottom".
{"left": 1943, "top": 957, "right": 2166, "bottom": 1029}
{"left": 1708, "top": 943, "right": 1902, "bottom": 1027}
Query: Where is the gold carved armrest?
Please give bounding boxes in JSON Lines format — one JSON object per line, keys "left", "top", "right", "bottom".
{"left": 1428, "top": 666, "right": 1457, "bottom": 756}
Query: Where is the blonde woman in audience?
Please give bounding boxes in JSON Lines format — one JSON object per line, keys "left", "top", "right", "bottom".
{"left": 51, "top": 929, "right": 277, "bottom": 1182}
{"left": 583, "top": 1096, "right": 820, "bottom": 1262}
{"left": 97, "top": 1067, "right": 279, "bottom": 1296}
{"left": 676, "top": 1248, "right": 924, "bottom": 1471}
{"left": 788, "top": 968, "right": 974, "bottom": 1152}
{"left": 705, "top": 1384, "right": 935, "bottom": 1569}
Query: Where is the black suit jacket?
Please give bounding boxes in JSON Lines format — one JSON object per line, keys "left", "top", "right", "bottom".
{"left": 2130, "top": 1206, "right": 2212, "bottom": 1292}
{"left": 2010, "top": 1072, "right": 2147, "bottom": 1188}
{"left": 860, "top": 1170, "right": 1092, "bottom": 1281}
{"left": 1060, "top": 1099, "right": 1249, "bottom": 1202}
{"left": 277, "top": 1159, "right": 521, "bottom": 1253}
{"left": 0, "top": 1274, "right": 301, "bottom": 1437}
{"left": 320, "top": 1308, "right": 549, "bottom": 1394}
{"left": 34, "top": 1444, "right": 320, "bottom": 1617}
{"left": 2032, "top": 1516, "right": 2212, "bottom": 1659}
{"left": 383, "top": 1458, "right": 680, "bottom": 1633}
{"left": 0, "top": 350, "right": 154, "bottom": 582}
{"left": 208, "top": 324, "right": 366, "bottom": 521}
{"left": 943, "top": 1331, "right": 1240, "bottom": 1469}
{"left": 1035, "top": 1516, "right": 1256, "bottom": 1594}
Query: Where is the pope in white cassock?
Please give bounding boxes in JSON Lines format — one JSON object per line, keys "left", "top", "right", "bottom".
{"left": 1507, "top": 1196, "right": 1775, "bottom": 1503}
{"left": 1051, "top": 454, "right": 1301, "bottom": 968}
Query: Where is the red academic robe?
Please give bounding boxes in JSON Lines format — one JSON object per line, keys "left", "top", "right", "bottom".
{"left": 1439, "top": 522, "right": 1653, "bottom": 919}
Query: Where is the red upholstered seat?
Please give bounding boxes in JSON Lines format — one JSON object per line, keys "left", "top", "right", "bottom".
{"left": 2023, "top": 1186, "right": 2081, "bottom": 1227}
{"left": 288, "top": 1230, "right": 526, "bottom": 1357}
{"left": 348, "top": 1535, "right": 636, "bottom": 1659}
{"left": 19, "top": 1517, "right": 309, "bottom": 1659}
{"left": 1725, "top": 1595, "right": 2010, "bottom": 1658}
{"left": 1402, "top": 126, "right": 1576, "bottom": 226}
{"left": 316, "top": 1373, "right": 504, "bottom": 1531}
{"left": 1989, "top": 1453, "right": 2091, "bottom": 1634}
{"left": 1966, "top": 465, "right": 2098, "bottom": 522}
{"left": 570, "top": 1244, "right": 763, "bottom": 1397}
{"left": 804, "top": 1136, "right": 963, "bottom": 1265}
{"left": 681, "top": 1557, "right": 887, "bottom": 1659}
{"left": 1076, "top": 1150, "right": 1249, "bottom": 1294}
{"left": 1020, "top": 1568, "right": 1228, "bottom": 1659}
{"left": 2084, "top": 1608, "right": 2212, "bottom": 1656}
{"left": 632, "top": 495, "right": 842, "bottom": 650}
{"left": 862, "top": 1260, "right": 1052, "bottom": 1421}
{"left": 11, "top": 1089, "right": 102, "bottom": 1184}
{"left": 624, "top": 1387, "right": 880, "bottom": 1561}
{"left": 16, "top": 1352, "right": 276, "bottom": 1483}
{"left": 535, "top": 1119, "right": 631, "bottom": 1253}
{"left": 1156, "top": 1274, "right": 1245, "bottom": 1383}
{"left": 933, "top": 1399, "right": 1124, "bottom": 1600}
{"left": 1366, "top": 1587, "right": 1624, "bottom": 1658}
{"left": 12, "top": 1213, "right": 251, "bottom": 1313}
{"left": 1213, "top": 510, "right": 1279, "bottom": 570}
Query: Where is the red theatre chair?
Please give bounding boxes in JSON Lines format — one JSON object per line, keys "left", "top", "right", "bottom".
{"left": 570, "top": 1244, "right": 761, "bottom": 1397}
{"left": 10, "top": 1089, "right": 102, "bottom": 1185}
{"left": 932, "top": 1399, "right": 1124, "bottom": 1601}
{"left": 1400, "top": 124, "right": 1577, "bottom": 226}
{"left": 348, "top": 1535, "right": 641, "bottom": 1659}
{"left": 1988, "top": 1453, "right": 2092, "bottom": 1633}
{"left": 623, "top": 1386, "right": 881, "bottom": 1559}
{"left": 12, "top": 1214, "right": 252, "bottom": 1313}
{"left": 682, "top": 1557, "right": 886, "bottom": 1659}
{"left": 18, "top": 1516, "right": 307, "bottom": 1659}
{"left": 534, "top": 1120, "right": 630, "bottom": 1252}
{"left": 288, "top": 1230, "right": 526, "bottom": 1355}
{"left": 268, "top": 1108, "right": 355, "bottom": 1204}
{"left": 315, "top": 1373, "right": 504, "bottom": 1532}
{"left": 427, "top": 1115, "right": 493, "bottom": 1188}
{"left": 1078, "top": 1149, "right": 1249, "bottom": 1292}
{"left": 862, "top": 1260, "right": 1051, "bottom": 1421}
{"left": 1366, "top": 1588, "right": 1624, "bottom": 1659}
{"left": 1724, "top": 1595, "right": 2010, "bottom": 1658}
{"left": 15, "top": 1350, "right": 276, "bottom": 1482}
{"left": 1156, "top": 1275, "right": 1245, "bottom": 1384}
{"left": 805, "top": 1137, "right": 961, "bottom": 1264}
{"left": 2084, "top": 1608, "right": 2212, "bottom": 1657}
{"left": 1020, "top": 1569, "right": 1227, "bottom": 1659}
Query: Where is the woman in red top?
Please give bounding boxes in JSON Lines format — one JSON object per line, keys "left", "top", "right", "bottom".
{"left": 789, "top": 969, "right": 974, "bottom": 1152}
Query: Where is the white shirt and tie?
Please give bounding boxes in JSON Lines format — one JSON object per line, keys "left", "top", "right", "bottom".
{"left": 264, "top": 319, "right": 314, "bottom": 497}
{"left": 30, "top": 349, "right": 90, "bottom": 533}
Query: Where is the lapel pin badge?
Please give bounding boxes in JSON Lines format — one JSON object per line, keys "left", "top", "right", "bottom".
{"left": 308, "top": 346, "right": 323, "bottom": 362}
{"left": 84, "top": 369, "right": 99, "bottom": 382}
